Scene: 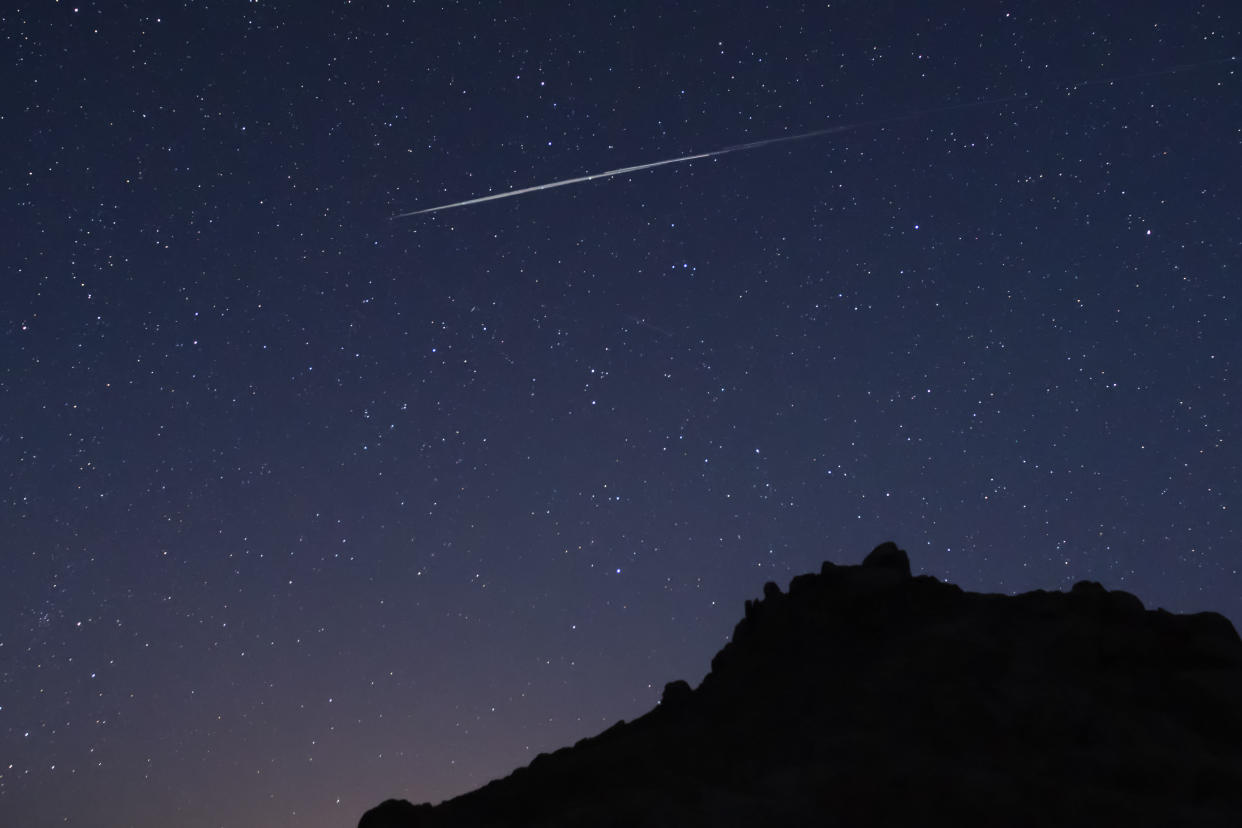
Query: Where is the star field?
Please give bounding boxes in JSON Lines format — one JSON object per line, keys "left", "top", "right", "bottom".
{"left": 2, "top": 3, "right": 1239, "bottom": 827}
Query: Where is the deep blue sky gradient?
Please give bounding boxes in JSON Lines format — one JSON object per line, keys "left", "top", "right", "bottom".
{"left": 3, "top": 3, "right": 1239, "bottom": 826}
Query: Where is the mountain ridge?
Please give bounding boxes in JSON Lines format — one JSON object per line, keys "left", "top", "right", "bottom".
{"left": 359, "top": 542, "right": 1242, "bottom": 827}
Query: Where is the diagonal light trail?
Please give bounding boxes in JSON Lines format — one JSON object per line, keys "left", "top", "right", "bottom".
{"left": 389, "top": 125, "right": 853, "bottom": 219}
{"left": 392, "top": 53, "right": 1238, "bottom": 221}
{"left": 390, "top": 93, "right": 1033, "bottom": 219}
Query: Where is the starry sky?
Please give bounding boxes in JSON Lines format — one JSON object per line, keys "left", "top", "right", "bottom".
{"left": 2, "top": 2, "right": 1239, "bottom": 826}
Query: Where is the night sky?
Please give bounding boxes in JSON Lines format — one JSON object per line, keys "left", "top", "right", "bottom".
{"left": 3, "top": 2, "right": 1239, "bottom": 826}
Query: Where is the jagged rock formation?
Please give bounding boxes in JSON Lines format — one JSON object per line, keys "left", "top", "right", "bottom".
{"left": 359, "top": 543, "right": 1242, "bottom": 827}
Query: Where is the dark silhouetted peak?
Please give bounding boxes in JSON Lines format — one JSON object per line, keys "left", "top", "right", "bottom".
{"left": 359, "top": 798, "right": 432, "bottom": 828}
{"left": 360, "top": 544, "right": 1242, "bottom": 827}
{"left": 862, "top": 540, "right": 911, "bottom": 577}
{"left": 660, "top": 679, "right": 692, "bottom": 708}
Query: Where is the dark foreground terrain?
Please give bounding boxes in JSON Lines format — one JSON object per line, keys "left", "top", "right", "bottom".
{"left": 359, "top": 543, "right": 1242, "bottom": 827}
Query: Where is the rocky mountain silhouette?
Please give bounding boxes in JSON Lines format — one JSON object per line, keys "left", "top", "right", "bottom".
{"left": 358, "top": 543, "right": 1242, "bottom": 827}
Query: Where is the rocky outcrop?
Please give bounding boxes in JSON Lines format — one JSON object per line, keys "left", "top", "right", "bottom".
{"left": 359, "top": 543, "right": 1242, "bottom": 827}
{"left": 358, "top": 799, "right": 433, "bottom": 828}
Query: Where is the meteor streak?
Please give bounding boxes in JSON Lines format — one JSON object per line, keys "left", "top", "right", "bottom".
{"left": 391, "top": 93, "right": 1031, "bottom": 219}
{"left": 392, "top": 53, "right": 1237, "bottom": 219}
{"left": 390, "top": 125, "right": 853, "bottom": 218}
